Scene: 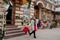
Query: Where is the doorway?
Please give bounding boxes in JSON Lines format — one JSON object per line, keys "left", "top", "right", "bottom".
{"left": 6, "top": 4, "right": 13, "bottom": 25}
{"left": 34, "top": 5, "right": 39, "bottom": 19}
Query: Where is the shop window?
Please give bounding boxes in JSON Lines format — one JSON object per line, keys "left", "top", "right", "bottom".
{"left": 41, "top": 10, "right": 46, "bottom": 20}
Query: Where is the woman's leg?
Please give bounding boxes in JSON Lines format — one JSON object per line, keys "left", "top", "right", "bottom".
{"left": 30, "top": 30, "right": 36, "bottom": 38}
{"left": 34, "top": 31, "right": 36, "bottom": 38}
{"left": 28, "top": 30, "right": 30, "bottom": 35}
{"left": 30, "top": 30, "right": 34, "bottom": 35}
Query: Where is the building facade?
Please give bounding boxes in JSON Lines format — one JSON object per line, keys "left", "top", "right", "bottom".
{"left": 0, "top": 0, "right": 59, "bottom": 28}
{"left": 34, "top": 0, "right": 55, "bottom": 21}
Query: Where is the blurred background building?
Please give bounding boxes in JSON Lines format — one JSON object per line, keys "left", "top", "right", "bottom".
{"left": 0, "top": 0, "right": 60, "bottom": 39}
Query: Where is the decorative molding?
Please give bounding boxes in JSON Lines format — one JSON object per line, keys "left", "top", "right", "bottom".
{"left": 36, "top": 1, "right": 44, "bottom": 6}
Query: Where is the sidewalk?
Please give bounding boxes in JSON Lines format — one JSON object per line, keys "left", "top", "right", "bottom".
{"left": 5, "top": 28, "right": 60, "bottom": 40}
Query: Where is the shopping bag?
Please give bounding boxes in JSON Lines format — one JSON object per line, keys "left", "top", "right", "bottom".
{"left": 34, "top": 25, "right": 37, "bottom": 31}
{"left": 23, "top": 26, "right": 29, "bottom": 33}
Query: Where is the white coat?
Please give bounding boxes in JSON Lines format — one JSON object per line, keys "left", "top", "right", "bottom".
{"left": 36, "top": 19, "right": 38, "bottom": 27}
{"left": 29, "top": 20, "right": 34, "bottom": 31}
{"left": 29, "top": 19, "right": 37, "bottom": 31}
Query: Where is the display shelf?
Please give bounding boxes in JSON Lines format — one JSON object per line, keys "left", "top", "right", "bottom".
{"left": 15, "top": 22, "right": 22, "bottom": 25}
{"left": 15, "top": 15, "right": 23, "bottom": 19}
{"left": 15, "top": 21, "right": 22, "bottom": 23}
{"left": 15, "top": 0, "right": 20, "bottom": 3}
{"left": 15, "top": 4, "right": 20, "bottom": 7}
{"left": 20, "top": 15, "right": 23, "bottom": 17}
{"left": 14, "top": 0, "right": 24, "bottom": 26}
{"left": 15, "top": 11, "right": 23, "bottom": 14}
{"left": 15, "top": 14, "right": 20, "bottom": 16}
{"left": 15, "top": 16, "right": 20, "bottom": 19}
{"left": 15, "top": 1, "right": 19, "bottom": 3}
{"left": 15, "top": 19, "right": 22, "bottom": 22}
{"left": 15, "top": 7, "right": 20, "bottom": 11}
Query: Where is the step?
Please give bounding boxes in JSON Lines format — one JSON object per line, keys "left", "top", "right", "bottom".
{"left": 5, "top": 25, "right": 17, "bottom": 28}
{"left": 6, "top": 28, "right": 21, "bottom": 31}
{"left": 4, "top": 25, "right": 25, "bottom": 39}
{"left": 5, "top": 32, "right": 26, "bottom": 39}
{"left": 6, "top": 30, "right": 23, "bottom": 34}
{"left": 6, "top": 26, "right": 17, "bottom": 28}
{"left": 5, "top": 32, "right": 25, "bottom": 37}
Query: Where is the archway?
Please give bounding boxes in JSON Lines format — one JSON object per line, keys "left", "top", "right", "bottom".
{"left": 34, "top": 5, "right": 39, "bottom": 19}
{"left": 36, "top": 1, "right": 44, "bottom": 8}
{"left": 34, "top": 1, "right": 43, "bottom": 19}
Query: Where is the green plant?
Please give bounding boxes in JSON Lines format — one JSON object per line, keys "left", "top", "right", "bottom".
{"left": 50, "top": 20, "right": 57, "bottom": 28}
{"left": 27, "top": 0, "right": 31, "bottom": 8}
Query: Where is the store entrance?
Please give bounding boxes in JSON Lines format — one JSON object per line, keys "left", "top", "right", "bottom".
{"left": 34, "top": 5, "right": 39, "bottom": 19}
{"left": 6, "top": 4, "right": 12, "bottom": 24}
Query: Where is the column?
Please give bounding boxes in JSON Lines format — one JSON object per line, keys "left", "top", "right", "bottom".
{"left": 39, "top": 8, "right": 41, "bottom": 20}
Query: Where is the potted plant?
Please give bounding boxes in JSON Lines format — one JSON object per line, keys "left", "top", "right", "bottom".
{"left": 50, "top": 20, "right": 57, "bottom": 29}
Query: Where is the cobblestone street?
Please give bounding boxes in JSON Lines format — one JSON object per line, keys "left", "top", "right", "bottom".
{"left": 5, "top": 28, "right": 60, "bottom": 40}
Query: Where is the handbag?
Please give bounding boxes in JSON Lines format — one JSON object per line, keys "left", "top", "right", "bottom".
{"left": 23, "top": 25, "right": 29, "bottom": 33}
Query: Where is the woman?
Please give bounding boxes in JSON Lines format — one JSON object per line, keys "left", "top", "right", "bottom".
{"left": 29, "top": 17, "right": 37, "bottom": 38}
{"left": 37, "top": 19, "right": 42, "bottom": 29}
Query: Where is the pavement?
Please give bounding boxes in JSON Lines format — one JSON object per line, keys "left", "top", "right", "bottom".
{"left": 5, "top": 28, "right": 60, "bottom": 40}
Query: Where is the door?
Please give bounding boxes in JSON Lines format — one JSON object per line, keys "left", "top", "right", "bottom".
{"left": 34, "top": 6, "right": 39, "bottom": 19}
{"left": 6, "top": 4, "right": 12, "bottom": 24}
{"left": 6, "top": 0, "right": 14, "bottom": 25}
